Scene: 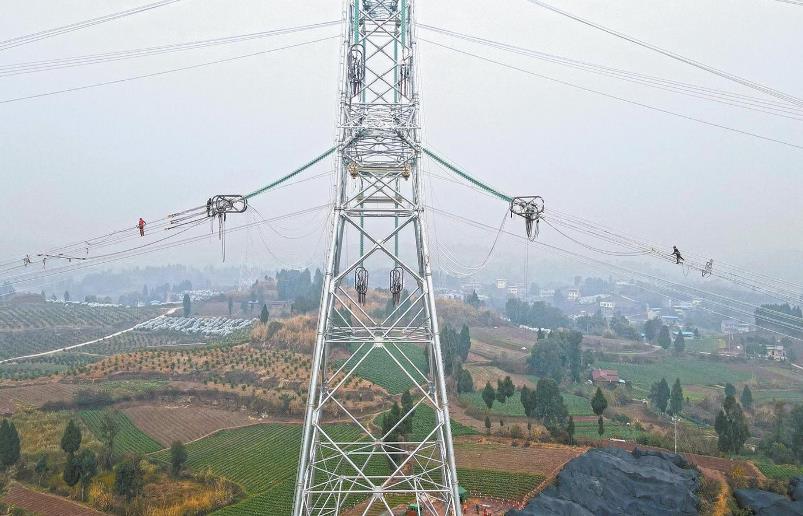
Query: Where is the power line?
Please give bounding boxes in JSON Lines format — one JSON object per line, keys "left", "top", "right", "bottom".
{"left": 420, "top": 38, "right": 803, "bottom": 151}
{"left": 525, "top": 0, "right": 803, "bottom": 109}
{"left": 0, "top": 21, "right": 340, "bottom": 77}
{"left": 0, "top": 0, "right": 182, "bottom": 52}
{"left": 419, "top": 24, "right": 803, "bottom": 120}
{"left": 0, "top": 36, "right": 339, "bottom": 105}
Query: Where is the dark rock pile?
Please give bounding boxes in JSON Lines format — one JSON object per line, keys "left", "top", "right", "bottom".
{"left": 507, "top": 447, "right": 700, "bottom": 516}
{"left": 734, "top": 475, "right": 803, "bottom": 515}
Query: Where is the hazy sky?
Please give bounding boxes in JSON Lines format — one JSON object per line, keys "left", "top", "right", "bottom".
{"left": 1, "top": 0, "right": 801, "bottom": 289}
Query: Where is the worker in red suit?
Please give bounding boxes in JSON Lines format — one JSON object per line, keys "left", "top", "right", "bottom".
{"left": 138, "top": 218, "right": 146, "bottom": 237}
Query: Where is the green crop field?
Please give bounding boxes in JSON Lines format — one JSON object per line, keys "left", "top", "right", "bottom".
{"left": 158, "top": 423, "right": 373, "bottom": 514}
{"left": 684, "top": 336, "right": 724, "bottom": 354}
{"left": 754, "top": 460, "right": 803, "bottom": 480}
{"left": 457, "top": 468, "right": 544, "bottom": 501}
{"left": 409, "top": 404, "right": 477, "bottom": 439}
{"left": 80, "top": 409, "right": 163, "bottom": 454}
{"left": 572, "top": 419, "right": 647, "bottom": 440}
{"left": 595, "top": 357, "right": 750, "bottom": 392}
{"left": 347, "top": 343, "right": 428, "bottom": 394}
{"left": 459, "top": 390, "right": 593, "bottom": 418}
{"left": 751, "top": 389, "right": 803, "bottom": 403}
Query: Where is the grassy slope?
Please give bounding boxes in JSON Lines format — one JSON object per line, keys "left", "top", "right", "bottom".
{"left": 595, "top": 357, "right": 750, "bottom": 393}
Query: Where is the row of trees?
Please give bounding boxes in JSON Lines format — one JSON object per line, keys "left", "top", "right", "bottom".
{"left": 276, "top": 268, "right": 323, "bottom": 314}
{"left": 505, "top": 298, "right": 570, "bottom": 330}
{"left": 648, "top": 378, "right": 684, "bottom": 416}
{"left": 481, "top": 377, "right": 572, "bottom": 440}
{"left": 527, "top": 330, "right": 587, "bottom": 384}
{"left": 643, "top": 319, "right": 688, "bottom": 353}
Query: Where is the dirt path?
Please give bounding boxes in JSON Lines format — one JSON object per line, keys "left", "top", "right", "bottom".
{"left": 3, "top": 481, "right": 104, "bottom": 516}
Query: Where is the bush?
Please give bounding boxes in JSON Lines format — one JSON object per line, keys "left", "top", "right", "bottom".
{"left": 509, "top": 424, "right": 523, "bottom": 440}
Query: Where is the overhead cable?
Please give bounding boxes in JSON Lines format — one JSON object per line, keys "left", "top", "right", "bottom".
{"left": 0, "top": 21, "right": 341, "bottom": 78}
{"left": 420, "top": 38, "right": 803, "bottom": 151}
{"left": 0, "top": 0, "right": 182, "bottom": 52}
{"left": 525, "top": 0, "right": 803, "bottom": 108}
{"left": 0, "top": 36, "right": 339, "bottom": 104}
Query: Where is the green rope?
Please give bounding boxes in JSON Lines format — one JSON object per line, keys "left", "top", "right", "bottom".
{"left": 245, "top": 146, "right": 336, "bottom": 200}
{"left": 422, "top": 148, "right": 512, "bottom": 203}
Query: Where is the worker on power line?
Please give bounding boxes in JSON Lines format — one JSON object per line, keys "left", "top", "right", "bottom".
{"left": 22, "top": 254, "right": 31, "bottom": 266}
{"left": 137, "top": 218, "right": 146, "bottom": 237}
{"left": 672, "top": 245, "right": 684, "bottom": 264}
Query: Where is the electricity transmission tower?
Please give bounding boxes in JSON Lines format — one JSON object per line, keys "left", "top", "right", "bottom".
{"left": 293, "top": 1, "right": 462, "bottom": 514}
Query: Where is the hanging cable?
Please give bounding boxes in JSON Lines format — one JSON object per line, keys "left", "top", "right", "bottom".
{"left": 0, "top": 21, "right": 340, "bottom": 77}
{"left": 523, "top": 0, "right": 803, "bottom": 109}
{"left": 420, "top": 39, "right": 803, "bottom": 151}
{"left": 0, "top": 0, "right": 182, "bottom": 52}
{"left": 0, "top": 36, "right": 340, "bottom": 105}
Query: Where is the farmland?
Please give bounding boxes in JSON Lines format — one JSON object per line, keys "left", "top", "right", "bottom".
{"left": 122, "top": 404, "right": 258, "bottom": 445}
{"left": 0, "top": 382, "right": 79, "bottom": 409}
{"left": 81, "top": 330, "right": 204, "bottom": 354}
{"left": 348, "top": 343, "right": 428, "bottom": 394}
{"left": 153, "top": 423, "right": 363, "bottom": 513}
{"left": 456, "top": 468, "right": 544, "bottom": 501}
{"left": 454, "top": 439, "right": 585, "bottom": 477}
{"left": 0, "top": 303, "right": 162, "bottom": 360}
{"left": 595, "top": 357, "right": 751, "bottom": 393}
{"left": 3, "top": 481, "right": 103, "bottom": 516}
{"left": 459, "top": 390, "right": 593, "bottom": 418}
{"left": 0, "top": 303, "right": 159, "bottom": 330}
{"left": 0, "top": 353, "right": 99, "bottom": 380}
{"left": 80, "top": 409, "right": 163, "bottom": 454}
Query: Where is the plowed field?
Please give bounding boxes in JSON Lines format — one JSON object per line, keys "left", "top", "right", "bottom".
{"left": 3, "top": 482, "right": 103, "bottom": 516}
{"left": 123, "top": 404, "right": 258, "bottom": 445}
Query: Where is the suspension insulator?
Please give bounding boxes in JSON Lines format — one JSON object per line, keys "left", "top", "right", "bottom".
{"left": 390, "top": 267, "right": 404, "bottom": 305}
{"left": 355, "top": 266, "right": 369, "bottom": 305}
{"left": 401, "top": 163, "right": 411, "bottom": 179}
{"left": 207, "top": 195, "right": 248, "bottom": 217}
{"left": 348, "top": 162, "right": 359, "bottom": 178}
{"left": 510, "top": 196, "right": 545, "bottom": 241}
{"left": 347, "top": 45, "right": 365, "bottom": 97}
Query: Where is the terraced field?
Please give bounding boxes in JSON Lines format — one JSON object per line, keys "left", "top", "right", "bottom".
{"left": 348, "top": 343, "right": 428, "bottom": 394}
{"left": 3, "top": 481, "right": 103, "bottom": 516}
{"left": 122, "top": 404, "right": 257, "bottom": 445}
{"left": 80, "top": 409, "right": 163, "bottom": 454}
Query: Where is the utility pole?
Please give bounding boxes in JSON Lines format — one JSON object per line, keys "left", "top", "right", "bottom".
{"left": 673, "top": 415, "right": 678, "bottom": 454}
{"left": 293, "top": 1, "right": 462, "bottom": 514}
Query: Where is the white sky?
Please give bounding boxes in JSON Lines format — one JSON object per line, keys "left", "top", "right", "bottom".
{"left": 0, "top": 0, "right": 801, "bottom": 288}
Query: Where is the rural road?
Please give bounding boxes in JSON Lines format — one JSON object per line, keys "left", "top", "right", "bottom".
{"left": 0, "top": 307, "right": 179, "bottom": 365}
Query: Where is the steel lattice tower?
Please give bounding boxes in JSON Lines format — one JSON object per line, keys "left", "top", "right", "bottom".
{"left": 293, "top": 0, "right": 462, "bottom": 514}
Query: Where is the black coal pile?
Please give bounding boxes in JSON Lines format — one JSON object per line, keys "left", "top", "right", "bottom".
{"left": 734, "top": 475, "right": 803, "bottom": 515}
{"left": 507, "top": 447, "right": 699, "bottom": 516}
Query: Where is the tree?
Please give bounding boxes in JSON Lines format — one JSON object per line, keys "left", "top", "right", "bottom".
{"left": 227, "top": 297, "right": 233, "bottom": 316}
{"left": 643, "top": 318, "right": 662, "bottom": 342}
{"left": 496, "top": 376, "right": 515, "bottom": 404}
{"left": 99, "top": 411, "right": 120, "bottom": 469}
{"left": 567, "top": 416, "right": 575, "bottom": 444}
{"left": 259, "top": 304, "right": 269, "bottom": 324}
{"left": 673, "top": 331, "right": 686, "bottom": 354}
{"left": 182, "top": 293, "right": 191, "bottom": 317}
{"left": 399, "top": 390, "right": 415, "bottom": 437}
{"left": 64, "top": 290, "right": 71, "bottom": 302}
{"left": 791, "top": 404, "right": 803, "bottom": 461}
{"left": 481, "top": 382, "right": 495, "bottom": 413}
{"left": 657, "top": 325, "right": 671, "bottom": 349}
{"left": 114, "top": 456, "right": 144, "bottom": 501}
{"left": 528, "top": 337, "right": 564, "bottom": 384}
{"left": 649, "top": 378, "right": 671, "bottom": 413}
{"left": 169, "top": 441, "right": 188, "bottom": 477}
{"left": 724, "top": 383, "right": 736, "bottom": 398}
{"left": 34, "top": 455, "right": 48, "bottom": 486}
{"left": 484, "top": 415, "right": 491, "bottom": 435}
{"left": 715, "top": 395, "right": 750, "bottom": 454}
{"left": 564, "top": 331, "right": 583, "bottom": 382}
{"left": 61, "top": 419, "right": 82, "bottom": 455}
{"left": 0, "top": 419, "right": 20, "bottom": 469}
{"left": 669, "top": 378, "right": 684, "bottom": 416}
{"left": 591, "top": 387, "right": 608, "bottom": 416}
{"left": 63, "top": 454, "right": 81, "bottom": 487}
{"left": 456, "top": 368, "right": 474, "bottom": 394}
{"left": 458, "top": 325, "right": 472, "bottom": 362}
{"left": 533, "top": 378, "right": 568, "bottom": 431}
{"left": 520, "top": 385, "right": 537, "bottom": 433}
{"left": 741, "top": 385, "right": 753, "bottom": 411}
{"left": 465, "top": 290, "right": 480, "bottom": 309}
{"left": 78, "top": 449, "right": 97, "bottom": 500}
{"left": 598, "top": 415, "right": 605, "bottom": 437}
